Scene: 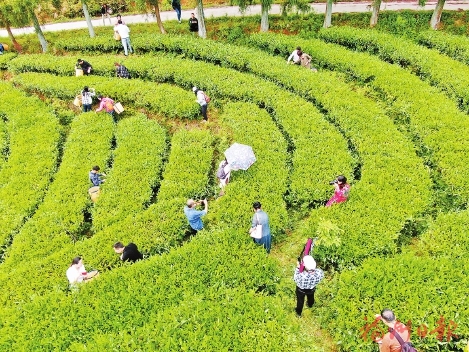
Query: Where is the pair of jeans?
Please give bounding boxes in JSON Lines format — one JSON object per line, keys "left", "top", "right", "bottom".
{"left": 295, "top": 286, "right": 316, "bottom": 316}
{"left": 121, "top": 37, "right": 133, "bottom": 56}
{"left": 200, "top": 104, "right": 208, "bottom": 120}
{"left": 82, "top": 104, "right": 92, "bottom": 112}
{"left": 173, "top": 5, "right": 181, "bottom": 21}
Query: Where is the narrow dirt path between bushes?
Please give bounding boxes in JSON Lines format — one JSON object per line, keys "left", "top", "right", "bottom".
{"left": 1, "top": 1, "right": 468, "bottom": 37}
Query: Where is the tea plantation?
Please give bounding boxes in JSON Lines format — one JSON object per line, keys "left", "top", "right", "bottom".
{"left": 0, "top": 25, "right": 469, "bottom": 351}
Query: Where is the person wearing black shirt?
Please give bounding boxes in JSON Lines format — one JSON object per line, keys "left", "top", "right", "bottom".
{"left": 113, "top": 242, "right": 143, "bottom": 262}
{"left": 77, "top": 59, "right": 93, "bottom": 75}
{"left": 189, "top": 13, "right": 199, "bottom": 34}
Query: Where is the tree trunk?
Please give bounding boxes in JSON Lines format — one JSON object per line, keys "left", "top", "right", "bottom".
{"left": 5, "top": 24, "right": 22, "bottom": 53}
{"left": 81, "top": 0, "right": 95, "bottom": 38}
{"left": 260, "top": 3, "right": 269, "bottom": 32}
{"left": 30, "top": 11, "right": 48, "bottom": 53}
{"left": 154, "top": 2, "right": 166, "bottom": 34}
{"left": 430, "top": 0, "right": 445, "bottom": 30}
{"left": 323, "top": 0, "right": 333, "bottom": 28}
{"left": 196, "top": 0, "right": 206, "bottom": 38}
{"left": 370, "top": 0, "right": 381, "bottom": 27}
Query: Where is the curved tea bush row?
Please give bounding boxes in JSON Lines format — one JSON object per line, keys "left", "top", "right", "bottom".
{"left": 0, "top": 228, "right": 301, "bottom": 351}
{"left": 317, "top": 26, "right": 469, "bottom": 112}
{"left": 0, "top": 52, "right": 16, "bottom": 69}
{"left": 209, "top": 101, "right": 288, "bottom": 230}
{"left": 0, "top": 82, "right": 61, "bottom": 253}
{"left": 247, "top": 33, "right": 469, "bottom": 207}
{"left": 7, "top": 51, "right": 353, "bottom": 206}
{"left": 319, "top": 252, "right": 469, "bottom": 351}
{"left": 0, "top": 128, "right": 214, "bottom": 306}
{"left": 110, "top": 34, "right": 432, "bottom": 267}
{"left": 12, "top": 72, "right": 199, "bottom": 119}
{"left": 417, "top": 30, "right": 469, "bottom": 65}
{"left": 0, "top": 112, "right": 114, "bottom": 276}
{"left": 0, "top": 117, "right": 7, "bottom": 172}
{"left": 91, "top": 114, "right": 167, "bottom": 232}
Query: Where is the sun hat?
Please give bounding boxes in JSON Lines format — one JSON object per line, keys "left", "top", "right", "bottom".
{"left": 303, "top": 255, "right": 316, "bottom": 271}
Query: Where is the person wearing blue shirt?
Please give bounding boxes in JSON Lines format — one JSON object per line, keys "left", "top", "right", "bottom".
{"left": 184, "top": 199, "right": 208, "bottom": 234}
{"left": 89, "top": 165, "right": 106, "bottom": 187}
{"left": 249, "top": 201, "right": 272, "bottom": 253}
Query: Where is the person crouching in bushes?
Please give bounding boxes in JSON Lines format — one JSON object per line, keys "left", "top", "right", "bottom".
{"left": 287, "top": 46, "right": 302, "bottom": 65}
{"left": 95, "top": 95, "right": 115, "bottom": 118}
{"left": 325, "top": 175, "right": 350, "bottom": 207}
{"left": 89, "top": 165, "right": 106, "bottom": 187}
{"left": 113, "top": 242, "right": 143, "bottom": 263}
{"left": 115, "top": 62, "right": 131, "bottom": 79}
{"left": 81, "top": 86, "right": 95, "bottom": 112}
{"left": 66, "top": 257, "right": 99, "bottom": 286}
{"left": 76, "top": 58, "right": 93, "bottom": 75}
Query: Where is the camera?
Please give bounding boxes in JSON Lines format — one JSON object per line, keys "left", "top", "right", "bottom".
{"left": 329, "top": 180, "right": 337, "bottom": 185}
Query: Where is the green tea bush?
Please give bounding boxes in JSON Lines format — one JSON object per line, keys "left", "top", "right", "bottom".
{"left": 317, "top": 26, "right": 469, "bottom": 112}
{"left": 145, "top": 34, "right": 431, "bottom": 267}
{"left": 0, "top": 82, "right": 61, "bottom": 253}
{"left": 12, "top": 72, "right": 199, "bottom": 119}
{"left": 9, "top": 51, "right": 352, "bottom": 205}
{"left": 0, "top": 52, "right": 16, "bottom": 69}
{"left": 91, "top": 114, "right": 167, "bottom": 232}
{"left": 0, "top": 228, "right": 300, "bottom": 351}
{"left": 417, "top": 30, "right": 469, "bottom": 65}
{"left": 318, "top": 252, "right": 469, "bottom": 351}
{"left": 209, "top": 101, "right": 288, "bottom": 231}
{"left": 0, "top": 112, "right": 114, "bottom": 272}
{"left": 246, "top": 33, "right": 469, "bottom": 209}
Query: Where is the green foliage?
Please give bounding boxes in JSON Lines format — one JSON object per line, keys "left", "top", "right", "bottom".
{"left": 246, "top": 33, "right": 469, "bottom": 211}
{"left": 417, "top": 30, "right": 469, "bottom": 65}
{"left": 0, "top": 52, "right": 17, "bottom": 69}
{"left": 319, "top": 253, "right": 469, "bottom": 351}
{"left": 0, "top": 82, "right": 61, "bottom": 254}
{"left": 91, "top": 114, "right": 167, "bottom": 232}
{"left": 318, "top": 26, "right": 469, "bottom": 113}
{"left": 210, "top": 101, "right": 288, "bottom": 232}
{"left": 10, "top": 70, "right": 199, "bottom": 119}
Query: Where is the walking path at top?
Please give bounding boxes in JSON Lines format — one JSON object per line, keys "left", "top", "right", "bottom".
{"left": 1, "top": 0, "right": 468, "bottom": 37}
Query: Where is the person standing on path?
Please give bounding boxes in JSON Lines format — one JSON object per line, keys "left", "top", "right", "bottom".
{"left": 249, "top": 201, "right": 271, "bottom": 253}
{"left": 81, "top": 86, "right": 95, "bottom": 112}
{"left": 172, "top": 0, "right": 182, "bottom": 23}
{"left": 293, "top": 255, "right": 324, "bottom": 317}
{"left": 114, "top": 20, "right": 133, "bottom": 56}
{"left": 101, "top": 4, "right": 112, "bottom": 26}
{"left": 189, "top": 13, "right": 199, "bottom": 34}
{"left": 192, "top": 86, "right": 208, "bottom": 121}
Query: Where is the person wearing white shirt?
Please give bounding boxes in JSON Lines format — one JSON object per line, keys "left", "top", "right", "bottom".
{"left": 66, "top": 257, "right": 98, "bottom": 286}
{"left": 287, "top": 46, "right": 302, "bottom": 65}
{"left": 114, "top": 21, "right": 133, "bottom": 56}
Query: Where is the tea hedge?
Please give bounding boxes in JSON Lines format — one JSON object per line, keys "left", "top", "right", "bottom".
{"left": 91, "top": 114, "right": 167, "bottom": 232}
{"left": 0, "top": 52, "right": 16, "bottom": 69}
{"left": 0, "top": 128, "right": 214, "bottom": 305}
{"left": 0, "top": 82, "right": 61, "bottom": 255}
{"left": 246, "top": 33, "right": 469, "bottom": 208}
{"left": 417, "top": 30, "right": 469, "bottom": 65}
{"left": 318, "top": 252, "right": 469, "bottom": 351}
{"left": 0, "top": 228, "right": 300, "bottom": 351}
{"left": 9, "top": 51, "right": 353, "bottom": 206}
{"left": 117, "top": 35, "right": 433, "bottom": 267}
{"left": 209, "top": 101, "right": 288, "bottom": 231}
{"left": 12, "top": 72, "right": 199, "bottom": 120}
{"left": 317, "top": 26, "right": 469, "bottom": 112}
{"left": 0, "top": 112, "right": 114, "bottom": 276}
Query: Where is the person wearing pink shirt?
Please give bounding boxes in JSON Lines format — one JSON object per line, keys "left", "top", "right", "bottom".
{"left": 326, "top": 175, "right": 350, "bottom": 207}
{"left": 95, "top": 95, "right": 115, "bottom": 117}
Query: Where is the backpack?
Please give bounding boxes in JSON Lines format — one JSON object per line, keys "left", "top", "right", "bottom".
{"left": 104, "top": 100, "right": 114, "bottom": 111}
{"left": 203, "top": 93, "right": 211, "bottom": 103}
{"left": 392, "top": 328, "right": 417, "bottom": 352}
{"left": 216, "top": 161, "right": 227, "bottom": 179}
